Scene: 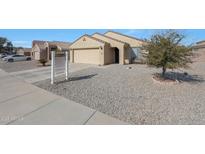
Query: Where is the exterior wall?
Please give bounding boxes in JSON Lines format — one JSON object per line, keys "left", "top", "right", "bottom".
{"left": 70, "top": 50, "right": 74, "bottom": 63}
{"left": 70, "top": 36, "right": 105, "bottom": 49}
{"left": 24, "top": 52, "right": 31, "bottom": 56}
{"left": 34, "top": 51, "right": 40, "bottom": 60}
{"left": 124, "top": 46, "right": 131, "bottom": 63}
{"left": 193, "top": 43, "right": 205, "bottom": 52}
{"left": 32, "top": 45, "right": 46, "bottom": 60}
{"left": 40, "top": 49, "right": 47, "bottom": 60}
{"left": 69, "top": 35, "right": 106, "bottom": 65}
{"left": 92, "top": 33, "right": 126, "bottom": 64}
{"left": 195, "top": 48, "right": 205, "bottom": 52}
{"left": 33, "top": 44, "right": 49, "bottom": 60}
{"left": 105, "top": 31, "right": 144, "bottom": 47}
{"left": 32, "top": 45, "right": 40, "bottom": 60}
{"left": 103, "top": 44, "right": 115, "bottom": 65}
{"left": 16, "top": 49, "right": 25, "bottom": 55}
{"left": 16, "top": 49, "right": 31, "bottom": 56}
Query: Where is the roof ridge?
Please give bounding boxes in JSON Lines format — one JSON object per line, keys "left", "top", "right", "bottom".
{"left": 104, "top": 30, "right": 145, "bottom": 42}
{"left": 92, "top": 33, "right": 128, "bottom": 45}
{"left": 49, "top": 41, "right": 70, "bottom": 44}
{"left": 84, "top": 34, "right": 108, "bottom": 44}
{"left": 196, "top": 40, "right": 205, "bottom": 44}
{"left": 69, "top": 34, "right": 107, "bottom": 48}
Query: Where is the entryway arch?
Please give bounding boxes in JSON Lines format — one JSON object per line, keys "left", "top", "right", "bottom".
{"left": 114, "top": 47, "right": 119, "bottom": 63}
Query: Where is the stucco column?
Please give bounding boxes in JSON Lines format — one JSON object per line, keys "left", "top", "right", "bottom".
{"left": 120, "top": 46, "right": 124, "bottom": 64}
{"left": 70, "top": 49, "right": 74, "bottom": 63}
{"left": 99, "top": 46, "right": 104, "bottom": 66}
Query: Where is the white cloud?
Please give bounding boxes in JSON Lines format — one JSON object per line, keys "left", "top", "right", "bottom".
{"left": 124, "top": 29, "right": 156, "bottom": 39}
{"left": 12, "top": 41, "right": 31, "bottom": 48}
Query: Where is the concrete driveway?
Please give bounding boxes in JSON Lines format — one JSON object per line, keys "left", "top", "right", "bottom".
{"left": 0, "top": 57, "right": 97, "bottom": 83}
{"left": 8, "top": 63, "right": 96, "bottom": 83}
{"left": 0, "top": 68, "right": 126, "bottom": 125}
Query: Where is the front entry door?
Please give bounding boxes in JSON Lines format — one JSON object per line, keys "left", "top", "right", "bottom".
{"left": 114, "top": 48, "right": 119, "bottom": 63}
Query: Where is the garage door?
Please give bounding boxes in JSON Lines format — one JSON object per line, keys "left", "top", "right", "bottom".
{"left": 74, "top": 49, "right": 100, "bottom": 64}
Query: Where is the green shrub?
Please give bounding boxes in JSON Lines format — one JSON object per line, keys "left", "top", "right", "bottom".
{"left": 39, "top": 59, "right": 47, "bottom": 66}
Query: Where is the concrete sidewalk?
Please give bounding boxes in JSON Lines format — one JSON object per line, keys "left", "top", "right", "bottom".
{"left": 0, "top": 69, "right": 126, "bottom": 125}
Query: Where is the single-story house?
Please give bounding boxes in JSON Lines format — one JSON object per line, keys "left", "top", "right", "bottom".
{"left": 32, "top": 40, "right": 70, "bottom": 60}
{"left": 192, "top": 40, "right": 205, "bottom": 51}
{"left": 192, "top": 40, "right": 205, "bottom": 61}
{"left": 69, "top": 31, "right": 146, "bottom": 65}
{"left": 16, "top": 48, "right": 32, "bottom": 57}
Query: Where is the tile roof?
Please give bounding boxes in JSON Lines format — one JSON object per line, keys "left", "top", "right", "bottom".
{"left": 193, "top": 44, "right": 205, "bottom": 49}
{"left": 23, "top": 48, "right": 32, "bottom": 52}
{"left": 69, "top": 34, "right": 109, "bottom": 48}
{"left": 92, "top": 33, "right": 129, "bottom": 45}
{"left": 32, "top": 40, "right": 70, "bottom": 50}
{"left": 32, "top": 40, "right": 46, "bottom": 47}
{"left": 196, "top": 40, "right": 205, "bottom": 44}
{"left": 48, "top": 41, "right": 70, "bottom": 50}
{"left": 104, "top": 31, "right": 145, "bottom": 42}
{"left": 85, "top": 35, "right": 108, "bottom": 44}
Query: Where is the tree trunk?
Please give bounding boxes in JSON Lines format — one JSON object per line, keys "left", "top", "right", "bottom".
{"left": 162, "top": 67, "right": 166, "bottom": 77}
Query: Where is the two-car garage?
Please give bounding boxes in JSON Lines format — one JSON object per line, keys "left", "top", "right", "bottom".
{"left": 73, "top": 48, "right": 100, "bottom": 65}
{"left": 69, "top": 35, "right": 109, "bottom": 65}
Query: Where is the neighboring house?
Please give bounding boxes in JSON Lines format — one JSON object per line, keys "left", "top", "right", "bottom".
{"left": 192, "top": 40, "right": 205, "bottom": 61}
{"left": 69, "top": 31, "right": 146, "bottom": 65}
{"left": 192, "top": 40, "right": 205, "bottom": 52}
{"left": 16, "top": 48, "right": 32, "bottom": 56}
{"left": 32, "top": 40, "right": 70, "bottom": 60}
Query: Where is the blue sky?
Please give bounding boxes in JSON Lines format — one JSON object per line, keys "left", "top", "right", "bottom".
{"left": 0, "top": 29, "right": 204, "bottom": 48}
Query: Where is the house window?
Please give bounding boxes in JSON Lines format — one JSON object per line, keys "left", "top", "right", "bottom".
{"left": 131, "top": 47, "right": 142, "bottom": 59}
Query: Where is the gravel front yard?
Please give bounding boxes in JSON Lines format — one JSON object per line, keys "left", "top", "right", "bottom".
{"left": 34, "top": 61, "right": 205, "bottom": 124}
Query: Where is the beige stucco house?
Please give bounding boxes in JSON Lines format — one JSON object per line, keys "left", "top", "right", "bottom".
{"left": 192, "top": 40, "right": 205, "bottom": 51}
{"left": 192, "top": 40, "right": 205, "bottom": 61}
{"left": 32, "top": 40, "right": 70, "bottom": 61}
{"left": 69, "top": 31, "right": 146, "bottom": 65}
{"left": 16, "top": 48, "right": 32, "bottom": 57}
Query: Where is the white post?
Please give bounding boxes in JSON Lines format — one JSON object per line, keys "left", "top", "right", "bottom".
{"left": 65, "top": 51, "right": 69, "bottom": 80}
{"left": 51, "top": 50, "right": 55, "bottom": 84}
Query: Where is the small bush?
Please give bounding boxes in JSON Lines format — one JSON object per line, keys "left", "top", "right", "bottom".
{"left": 142, "top": 30, "right": 192, "bottom": 77}
{"left": 39, "top": 59, "right": 47, "bottom": 66}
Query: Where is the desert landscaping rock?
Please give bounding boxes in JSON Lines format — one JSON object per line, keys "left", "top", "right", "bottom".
{"left": 34, "top": 61, "right": 205, "bottom": 124}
